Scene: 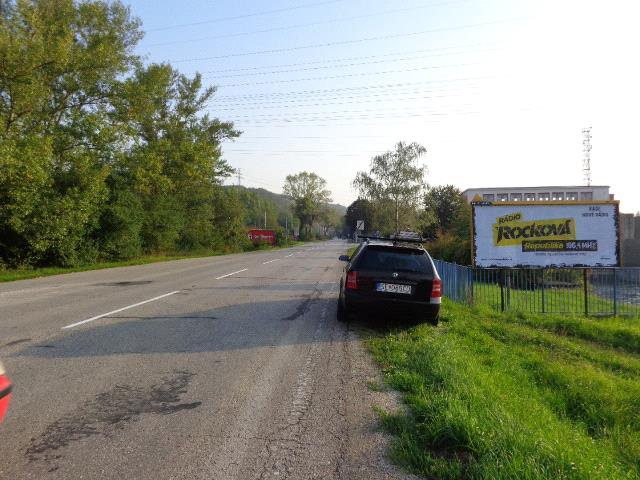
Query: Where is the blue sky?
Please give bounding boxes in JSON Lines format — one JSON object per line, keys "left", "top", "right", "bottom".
{"left": 128, "top": 0, "right": 640, "bottom": 212}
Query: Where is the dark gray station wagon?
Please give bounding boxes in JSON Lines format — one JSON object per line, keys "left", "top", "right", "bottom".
{"left": 337, "top": 238, "right": 441, "bottom": 325}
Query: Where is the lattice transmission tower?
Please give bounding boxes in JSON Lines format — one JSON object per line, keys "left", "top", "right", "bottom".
{"left": 582, "top": 127, "right": 592, "bottom": 186}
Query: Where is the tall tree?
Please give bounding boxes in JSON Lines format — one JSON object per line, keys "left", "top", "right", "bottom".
{"left": 344, "top": 198, "right": 376, "bottom": 236}
{"left": 283, "top": 172, "right": 331, "bottom": 240}
{"left": 0, "top": 1, "right": 241, "bottom": 266}
{"left": 353, "top": 141, "right": 427, "bottom": 234}
{"left": 112, "top": 63, "right": 238, "bottom": 252}
{"left": 0, "top": 0, "right": 141, "bottom": 266}
{"left": 424, "top": 185, "right": 468, "bottom": 232}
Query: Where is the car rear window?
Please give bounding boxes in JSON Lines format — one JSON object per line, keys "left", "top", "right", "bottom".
{"left": 354, "top": 246, "right": 434, "bottom": 274}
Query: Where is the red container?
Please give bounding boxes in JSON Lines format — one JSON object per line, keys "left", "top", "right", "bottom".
{"left": 248, "top": 229, "right": 276, "bottom": 246}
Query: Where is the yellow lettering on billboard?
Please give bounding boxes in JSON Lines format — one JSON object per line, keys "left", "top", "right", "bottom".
{"left": 493, "top": 218, "right": 576, "bottom": 247}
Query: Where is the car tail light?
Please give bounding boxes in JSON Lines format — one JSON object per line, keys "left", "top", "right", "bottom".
{"left": 346, "top": 271, "right": 358, "bottom": 290}
{"left": 430, "top": 278, "right": 442, "bottom": 298}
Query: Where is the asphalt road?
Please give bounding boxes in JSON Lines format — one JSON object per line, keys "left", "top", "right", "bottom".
{"left": 0, "top": 241, "right": 415, "bottom": 480}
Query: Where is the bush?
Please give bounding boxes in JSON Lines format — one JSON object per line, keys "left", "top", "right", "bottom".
{"left": 426, "top": 231, "right": 471, "bottom": 265}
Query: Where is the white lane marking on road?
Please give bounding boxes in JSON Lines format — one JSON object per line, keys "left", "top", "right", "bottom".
{"left": 262, "top": 259, "right": 281, "bottom": 265}
{"left": 215, "top": 268, "right": 248, "bottom": 280}
{"left": 286, "top": 253, "right": 294, "bottom": 257}
{"left": 62, "top": 291, "right": 180, "bottom": 329}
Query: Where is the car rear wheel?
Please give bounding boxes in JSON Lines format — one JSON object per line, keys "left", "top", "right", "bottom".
{"left": 426, "top": 315, "right": 439, "bottom": 326}
{"left": 337, "top": 298, "right": 349, "bottom": 322}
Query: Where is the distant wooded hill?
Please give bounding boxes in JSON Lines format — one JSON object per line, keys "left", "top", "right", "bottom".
{"left": 226, "top": 185, "right": 347, "bottom": 219}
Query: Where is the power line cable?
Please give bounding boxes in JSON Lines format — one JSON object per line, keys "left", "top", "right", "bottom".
{"left": 145, "top": 0, "right": 471, "bottom": 45}
{"left": 226, "top": 135, "right": 384, "bottom": 139}
{"left": 186, "top": 44, "right": 488, "bottom": 76}
{"left": 215, "top": 88, "right": 461, "bottom": 103}
{"left": 200, "top": 47, "right": 498, "bottom": 80}
{"left": 146, "top": 0, "right": 346, "bottom": 32}
{"left": 227, "top": 174, "right": 284, "bottom": 190}
{"left": 169, "top": 17, "right": 524, "bottom": 63}
{"left": 225, "top": 111, "right": 480, "bottom": 125}
{"left": 227, "top": 109, "right": 481, "bottom": 125}
{"left": 229, "top": 153, "right": 371, "bottom": 157}
{"left": 210, "top": 76, "right": 493, "bottom": 101}
{"left": 210, "top": 89, "right": 478, "bottom": 109}
{"left": 226, "top": 149, "right": 383, "bottom": 153}
{"left": 233, "top": 117, "right": 467, "bottom": 127}
{"left": 212, "top": 95, "right": 461, "bottom": 111}
{"left": 210, "top": 104, "right": 474, "bottom": 119}
{"left": 215, "top": 62, "right": 479, "bottom": 88}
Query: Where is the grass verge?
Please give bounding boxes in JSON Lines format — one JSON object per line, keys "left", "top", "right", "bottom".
{"left": 0, "top": 242, "right": 304, "bottom": 283}
{"left": 364, "top": 299, "right": 640, "bottom": 479}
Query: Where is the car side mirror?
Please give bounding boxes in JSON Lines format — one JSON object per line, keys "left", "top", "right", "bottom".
{"left": 338, "top": 255, "right": 350, "bottom": 262}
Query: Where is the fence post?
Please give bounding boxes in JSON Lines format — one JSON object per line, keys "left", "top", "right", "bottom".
{"left": 541, "top": 269, "right": 545, "bottom": 313}
{"left": 583, "top": 268, "right": 589, "bottom": 316}
{"left": 468, "top": 268, "right": 474, "bottom": 306}
{"left": 500, "top": 269, "right": 505, "bottom": 312}
{"left": 613, "top": 268, "right": 617, "bottom": 317}
{"left": 453, "top": 262, "right": 458, "bottom": 302}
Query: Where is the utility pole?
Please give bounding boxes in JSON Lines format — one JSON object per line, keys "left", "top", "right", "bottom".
{"left": 237, "top": 169, "right": 242, "bottom": 186}
{"left": 264, "top": 211, "right": 267, "bottom": 229}
{"left": 582, "top": 127, "right": 592, "bottom": 186}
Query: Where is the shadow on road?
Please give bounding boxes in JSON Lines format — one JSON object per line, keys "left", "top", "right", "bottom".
{"left": 198, "top": 281, "right": 336, "bottom": 292}
{"left": 14, "top": 298, "right": 338, "bottom": 358}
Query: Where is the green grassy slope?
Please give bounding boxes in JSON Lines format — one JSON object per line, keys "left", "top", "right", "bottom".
{"left": 365, "top": 300, "right": 640, "bottom": 479}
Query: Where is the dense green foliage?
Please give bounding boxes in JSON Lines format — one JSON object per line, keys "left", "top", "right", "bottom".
{"left": 283, "top": 171, "right": 333, "bottom": 240}
{"left": 366, "top": 299, "right": 640, "bottom": 479}
{"left": 423, "top": 185, "right": 472, "bottom": 264}
{"left": 343, "top": 198, "right": 376, "bottom": 237}
{"left": 232, "top": 187, "right": 278, "bottom": 229}
{"left": 0, "top": 0, "right": 276, "bottom": 268}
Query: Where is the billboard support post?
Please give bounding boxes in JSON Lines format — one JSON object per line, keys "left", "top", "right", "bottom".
{"left": 583, "top": 269, "right": 589, "bottom": 316}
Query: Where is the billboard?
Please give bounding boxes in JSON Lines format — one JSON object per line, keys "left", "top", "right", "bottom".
{"left": 472, "top": 201, "right": 620, "bottom": 268}
{"left": 247, "top": 229, "right": 276, "bottom": 246}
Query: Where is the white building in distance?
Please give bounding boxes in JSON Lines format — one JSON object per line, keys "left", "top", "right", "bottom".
{"left": 462, "top": 185, "right": 613, "bottom": 203}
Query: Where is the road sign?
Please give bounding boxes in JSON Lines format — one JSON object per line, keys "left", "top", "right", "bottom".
{"left": 356, "top": 220, "right": 365, "bottom": 231}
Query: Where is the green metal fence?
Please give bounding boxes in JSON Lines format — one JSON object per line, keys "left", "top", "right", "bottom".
{"left": 433, "top": 259, "right": 640, "bottom": 317}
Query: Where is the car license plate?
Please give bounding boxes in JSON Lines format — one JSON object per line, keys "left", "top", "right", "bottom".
{"left": 376, "top": 283, "right": 412, "bottom": 294}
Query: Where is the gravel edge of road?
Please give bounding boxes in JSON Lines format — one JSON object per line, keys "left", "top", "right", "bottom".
{"left": 343, "top": 325, "right": 423, "bottom": 480}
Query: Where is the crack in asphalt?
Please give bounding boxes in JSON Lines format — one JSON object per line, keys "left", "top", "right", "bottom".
{"left": 2, "top": 338, "right": 31, "bottom": 348}
{"left": 281, "top": 287, "right": 323, "bottom": 321}
{"left": 26, "top": 371, "right": 201, "bottom": 471}
{"left": 259, "top": 307, "right": 328, "bottom": 479}
{"left": 93, "top": 281, "right": 153, "bottom": 287}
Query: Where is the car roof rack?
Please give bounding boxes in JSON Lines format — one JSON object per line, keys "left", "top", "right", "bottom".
{"left": 357, "top": 234, "right": 425, "bottom": 245}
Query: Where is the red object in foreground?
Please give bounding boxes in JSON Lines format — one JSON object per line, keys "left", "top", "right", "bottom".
{"left": 247, "top": 229, "right": 276, "bottom": 246}
{"left": 0, "top": 374, "right": 12, "bottom": 423}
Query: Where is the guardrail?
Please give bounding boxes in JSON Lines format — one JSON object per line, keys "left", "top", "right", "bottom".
{"left": 432, "top": 259, "right": 640, "bottom": 317}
